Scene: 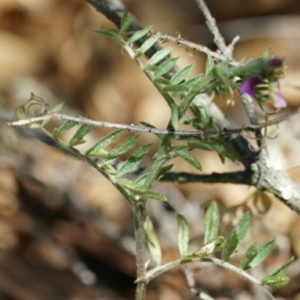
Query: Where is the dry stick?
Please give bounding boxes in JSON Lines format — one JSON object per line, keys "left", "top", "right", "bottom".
{"left": 8, "top": 111, "right": 296, "bottom": 138}
{"left": 194, "top": 0, "right": 231, "bottom": 57}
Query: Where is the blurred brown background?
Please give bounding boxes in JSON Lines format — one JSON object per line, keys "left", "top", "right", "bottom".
{"left": 1, "top": 0, "right": 300, "bottom": 299}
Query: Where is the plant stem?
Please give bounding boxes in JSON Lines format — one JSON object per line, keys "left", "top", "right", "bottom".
{"left": 134, "top": 201, "right": 147, "bottom": 300}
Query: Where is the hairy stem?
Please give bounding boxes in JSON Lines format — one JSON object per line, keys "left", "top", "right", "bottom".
{"left": 134, "top": 201, "right": 147, "bottom": 300}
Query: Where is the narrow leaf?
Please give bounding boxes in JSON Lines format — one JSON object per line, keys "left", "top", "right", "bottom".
{"left": 120, "top": 12, "right": 132, "bottom": 34}
{"left": 117, "top": 144, "right": 152, "bottom": 176}
{"left": 85, "top": 129, "right": 124, "bottom": 157}
{"left": 127, "top": 26, "right": 152, "bottom": 44}
{"left": 209, "top": 137, "right": 239, "bottom": 163}
{"left": 116, "top": 178, "right": 167, "bottom": 201}
{"left": 140, "top": 122, "right": 163, "bottom": 139}
{"left": 69, "top": 124, "right": 92, "bottom": 147}
{"left": 161, "top": 93, "right": 179, "bottom": 129}
{"left": 93, "top": 29, "right": 124, "bottom": 45}
{"left": 142, "top": 190, "right": 167, "bottom": 201}
{"left": 240, "top": 243, "right": 259, "bottom": 270}
{"left": 154, "top": 57, "right": 179, "bottom": 77}
{"left": 261, "top": 275, "right": 290, "bottom": 288}
{"left": 48, "top": 102, "right": 64, "bottom": 113}
{"left": 155, "top": 164, "right": 174, "bottom": 180}
{"left": 144, "top": 47, "right": 173, "bottom": 70}
{"left": 188, "top": 141, "right": 213, "bottom": 151}
{"left": 182, "top": 74, "right": 204, "bottom": 90}
{"left": 205, "top": 53, "right": 215, "bottom": 75}
{"left": 235, "top": 212, "right": 250, "bottom": 249}
{"left": 176, "top": 150, "right": 202, "bottom": 171}
{"left": 248, "top": 238, "right": 275, "bottom": 268}
{"left": 170, "top": 63, "right": 194, "bottom": 85}
{"left": 144, "top": 216, "right": 162, "bottom": 265}
{"left": 204, "top": 201, "right": 219, "bottom": 244}
{"left": 153, "top": 77, "right": 170, "bottom": 85}
{"left": 54, "top": 120, "right": 77, "bottom": 138}
{"left": 162, "top": 84, "right": 188, "bottom": 92}
{"left": 177, "top": 215, "right": 190, "bottom": 256}
{"left": 269, "top": 257, "right": 294, "bottom": 277}
{"left": 134, "top": 33, "right": 161, "bottom": 59}
{"left": 108, "top": 135, "right": 139, "bottom": 159}
{"left": 221, "top": 230, "right": 239, "bottom": 262}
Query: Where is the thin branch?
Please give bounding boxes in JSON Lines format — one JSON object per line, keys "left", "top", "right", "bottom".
{"left": 161, "top": 170, "right": 251, "bottom": 185}
{"left": 8, "top": 112, "right": 288, "bottom": 139}
{"left": 155, "top": 31, "right": 230, "bottom": 62}
{"left": 194, "top": 0, "right": 231, "bottom": 57}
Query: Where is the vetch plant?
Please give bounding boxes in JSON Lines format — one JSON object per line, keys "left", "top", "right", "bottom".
{"left": 7, "top": 0, "right": 299, "bottom": 299}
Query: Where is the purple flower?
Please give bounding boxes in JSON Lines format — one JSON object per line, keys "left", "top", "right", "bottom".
{"left": 239, "top": 57, "right": 287, "bottom": 108}
{"left": 240, "top": 76, "right": 263, "bottom": 97}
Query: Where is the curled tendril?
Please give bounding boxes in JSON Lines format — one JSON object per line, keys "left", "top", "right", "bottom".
{"left": 15, "top": 93, "right": 48, "bottom": 120}
{"left": 259, "top": 113, "right": 280, "bottom": 140}
{"left": 259, "top": 102, "right": 281, "bottom": 116}
{"left": 241, "top": 113, "right": 280, "bottom": 152}
{"left": 248, "top": 142, "right": 265, "bottom": 152}
{"left": 241, "top": 124, "right": 265, "bottom": 152}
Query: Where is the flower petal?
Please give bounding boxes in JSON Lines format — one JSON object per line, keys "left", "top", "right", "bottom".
{"left": 270, "top": 81, "right": 287, "bottom": 108}
{"left": 240, "top": 76, "right": 262, "bottom": 97}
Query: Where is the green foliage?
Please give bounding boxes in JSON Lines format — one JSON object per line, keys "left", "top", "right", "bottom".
{"left": 204, "top": 200, "right": 219, "bottom": 244}
{"left": 69, "top": 125, "right": 92, "bottom": 147}
{"left": 144, "top": 216, "right": 162, "bottom": 265}
{"left": 221, "top": 230, "right": 239, "bottom": 261}
{"left": 15, "top": 16, "right": 293, "bottom": 298}
{"left": 86, "top": 130, "right": 124, "bottom": 158}
{"left": 177, "top": 214, "right": 190, "bottom": 256}
{"left": 247, "top": 238, "right": 275, "bottom": 268}
{"left": 117, "top": 144, "right": 152, "bottom": 176}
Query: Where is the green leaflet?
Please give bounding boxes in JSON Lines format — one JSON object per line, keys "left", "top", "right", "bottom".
{"left": 261, "top": 275, "right": 290, "bottom": 288}
{"left": 221, "top": 230, "right": 239, "bottom": 262}
{"left": 240, "top": 243, "right": 259, "bottom": 270}
{"left": 154, "top": 57, "right": 179, "bottom": 77}
{"left": 93, "top": 29, "right": 124, "bottom": 46}
{"left": 126, "top": 26, "right": 152, "bottom": 44}
{"left": 204, "top": 201, "right": 219, "bottom": 244}
{"left": 170, "top": 63, "right": 194, "bottom": 85}
{"left": 117, "top": 144, "right": 152, "bottom": 176}
{"left": 134, "top": 33, "right": 161, "bottom": 58}
{"left": 144, "top": 47, "right": 173, "bottom": 70}
{"left": 144, "top": 216, "right": 162, "bottom": 265}
{"left": 69, "top": 124, "right": 92, "bottom": 147}
{"left": 269, "top": 257, "right": 294, "bottom": 277}
{"left": 116, "top": 178, "right": 167, "bottom": 201}
{"left": 177, "top": 214, "right": 190, "bottom": 256}
{"left": 235, "top": 212, "right": 250, "bottom": 250}
{"left": 247, "top": 238, "right": 275, "bottom": 268}
{"left": 85, "top": 129, "right": 124, "bottom": 157}
{"left": 108, "top": 135, "right": 139, "bottom": 159}
{"left": 175, "top": 150, "right": 202, "bottom": 171}
{"left": 120, "top": 12, "right": 132, "bottom": 34}
{"left": 53, "top": 120, "right": 77, "bottom": 138}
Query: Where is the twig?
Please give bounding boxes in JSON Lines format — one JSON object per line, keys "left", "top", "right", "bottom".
{"left": 161, "top": 170, "right": 251, "bottom": 185}
{"left": 156, "top": 32, "right": 230, "bottom": 62}
{"left": 9, "top": 111, "right": 297, "bottom": 139}
{"left": 194, "top": 0, "right": 231, "bottom": 57}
